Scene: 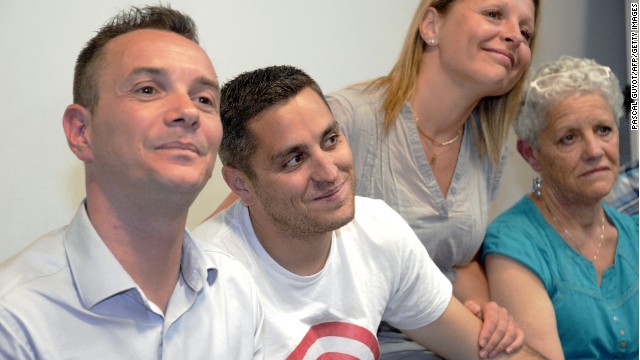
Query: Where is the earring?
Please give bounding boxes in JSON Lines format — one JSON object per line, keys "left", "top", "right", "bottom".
{"left": 426, "top": 38, "right": 437, "bottom": 47}
{"left": 531, "top": 177, "right": 542, "bottom": 198}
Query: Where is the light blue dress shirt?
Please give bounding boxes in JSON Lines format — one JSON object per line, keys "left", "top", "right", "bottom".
{"left": 605, "top": 159, "right": 639, "bottom": 215}
{"left": 0, "top": 202, "right": 264, "bottom": 359}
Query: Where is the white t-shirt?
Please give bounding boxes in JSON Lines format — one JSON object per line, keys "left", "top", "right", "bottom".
{"left": 193, "top": 196, "right": 452, "bottom": 359}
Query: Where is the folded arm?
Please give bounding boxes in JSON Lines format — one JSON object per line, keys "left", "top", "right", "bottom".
{"left": 485, "top": 253, "right": 564, "bottom": 360}
{"left": 402, "top": 296, "right": 544, "bottom": 359}
{"left": 455, "top": 259, "right": 524, "bottom": 357}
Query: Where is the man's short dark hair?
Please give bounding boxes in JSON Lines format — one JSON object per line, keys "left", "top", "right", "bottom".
{"left": 73, "top": 5, "right": 199, "bottom": 111}
{"left": 219, "top": 65, "right": 328, "bottom": 178}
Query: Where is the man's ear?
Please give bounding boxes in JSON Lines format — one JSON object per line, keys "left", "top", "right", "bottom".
{"left": 418, "top": 7, "right": 441, "bottom": 47}
{"left": 516, "top": 138, "right": 542, "bottom": 172}
{"left": 221, "top": 165, "right": 257, "bottom": 206}
{"left": 62, "top": 104, "right": 94, "bottom": 162}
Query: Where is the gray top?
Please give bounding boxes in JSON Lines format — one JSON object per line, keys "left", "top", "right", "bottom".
{"left": 327, "top": 85, "right": 505, "bottom": 280}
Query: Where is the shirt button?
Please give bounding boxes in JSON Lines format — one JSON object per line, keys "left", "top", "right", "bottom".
{"left": 619, "top": 329, "right": 625, "bottom": 336}
{"left": 620, "top": 341, "right": 627, "bottom": 349}
{"left": 613, "top": 315, "right": 619, "bottom": 322}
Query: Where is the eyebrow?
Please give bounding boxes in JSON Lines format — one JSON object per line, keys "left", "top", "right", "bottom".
{"left": 269, "top": 119, "right": 341, "bottom": 164}
{"left": 126, "top": 66, "right": 166, "bottom": 81}
{"left": 194, "top": 75, "right": 220, "bottom": 94}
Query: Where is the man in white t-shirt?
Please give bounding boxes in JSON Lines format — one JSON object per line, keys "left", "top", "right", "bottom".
{"left": 194, "top": 65, "right": 541, "bottom": 360}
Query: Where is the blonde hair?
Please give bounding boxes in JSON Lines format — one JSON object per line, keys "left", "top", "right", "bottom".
{"left": 368, "top": 0, "right": 540, "bottom": 166}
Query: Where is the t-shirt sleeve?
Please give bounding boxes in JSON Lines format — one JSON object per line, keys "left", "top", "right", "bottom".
{"left": 377, "top": 201, "right": 453, "bottom": 330}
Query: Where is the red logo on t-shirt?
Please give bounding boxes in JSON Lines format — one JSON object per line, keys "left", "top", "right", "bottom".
{"left": 287, "top": 322, "right": 380, "bottom": 360}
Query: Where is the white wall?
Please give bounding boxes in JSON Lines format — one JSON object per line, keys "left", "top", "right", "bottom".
{"left": 0, "top": 0, "right": 632, "bottom": 261}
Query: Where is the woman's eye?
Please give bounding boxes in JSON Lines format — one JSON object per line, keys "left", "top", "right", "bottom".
{"left": 560, "top": 134, "right": 575, "bottom": 144}
{"left": 521, "top": 28, "right": 532, "bottom": 42}
{"left": 597, "top": 126, "right": 612, "bottom": 135}
{"left": 484, "top": 9, "right": 502, "bottom": 19}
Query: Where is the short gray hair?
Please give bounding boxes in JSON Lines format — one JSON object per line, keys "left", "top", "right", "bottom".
{"left": 515, "top": 55, "right": 624, "bottom": 149}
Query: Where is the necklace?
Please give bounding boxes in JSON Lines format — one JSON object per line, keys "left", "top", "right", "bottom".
{"left": 542, "top": 200, "right": 605, "bottom": 262}
{"left": 424, "top": 146, "right": 452, "bottom": 166}
{"left": 414, "top": 116, "right": 462, "bottom": 165}
{"left": 414, "top": 116, "right": 461, "bottom": 146}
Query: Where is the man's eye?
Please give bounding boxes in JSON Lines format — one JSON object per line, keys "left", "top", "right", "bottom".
{"left": 323, "top": 134, "right": 338, "bottom": 148}
{"left": 284, "top": 154, "right": 304, "bottom": 169}
{"left": 197, "top": 96, "right": 214, "bottom": 106}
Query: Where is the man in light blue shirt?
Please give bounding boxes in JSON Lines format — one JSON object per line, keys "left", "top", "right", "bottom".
{"left": 0, "top": 5, "right": 263, "bottom": 359}
{"left": 605, "top": 159, "right": 639, "bottom": 215}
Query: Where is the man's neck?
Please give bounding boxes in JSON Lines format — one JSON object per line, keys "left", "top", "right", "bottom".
{"left": 249, "top": 210, "right": 333, "bottom": 276}
{"left": 85, "top": 189, "right": 190, "bottom": 313}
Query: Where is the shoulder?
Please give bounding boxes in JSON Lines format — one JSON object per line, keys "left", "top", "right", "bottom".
{"left": 605, "top": 203, "right": 638, "bottom": 229}
{"left": 327, "top": 84, "right": 382, "bottom": 107}
{"left": 326, "top": 84, "right": 385, "bottom": 123}
{"left": 353, "top": 196, "right": 407, "bottom": 225}
{"left": 199, "top": 243, "right": 257, "bottom": 286}
{"left": 193, "top": 202, "right": 246, "bottom": 247}
{"left": 482, "top": 197, "right": 544, "bottom": 259}
{"left": 187, "top": 230, "right": 263, "bottom": 309}
{"left": 347, "top": 197, "right": 423, "bottom": 254}
{"left": 487, "top": 196, "right": 535, "bottom": 228}
{"left": 0, "top": 227, "right": 68, "bottom": 299}
{"left": 604, "top": 204, "right": 639, "bottom": 249}
{"left": 193, "top": 202, "right": 261, "bottom": 270}
{"left": 482, "top": 197, "right": 564, "bottom": 286}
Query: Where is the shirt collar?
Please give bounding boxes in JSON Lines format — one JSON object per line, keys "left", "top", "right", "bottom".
{"left": 64, "top": 202, "right": 218, "bottom": 309}
{"left": 181, "top": 229, "right": 218, "bottom": 290}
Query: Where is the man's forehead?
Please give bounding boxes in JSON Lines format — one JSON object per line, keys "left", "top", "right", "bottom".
{"left": 100, "top": 29, "right": 217, "bottom": 83}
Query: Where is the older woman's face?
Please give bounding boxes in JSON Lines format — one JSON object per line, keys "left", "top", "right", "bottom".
{"left": 535, "top": 92, "right": 619, "bottom": 204}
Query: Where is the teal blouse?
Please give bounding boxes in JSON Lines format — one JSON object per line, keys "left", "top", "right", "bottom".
{"left": 482, "top": 196, "right": 638, "bottom": 359}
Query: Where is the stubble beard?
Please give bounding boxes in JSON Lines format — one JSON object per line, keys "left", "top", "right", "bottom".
{"left": 258, "top": 179, "right": 356, "bottom": 239}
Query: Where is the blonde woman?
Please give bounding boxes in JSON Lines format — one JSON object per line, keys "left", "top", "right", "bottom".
{"left": 326, "top": 0, "right": 541, "bottom": 357}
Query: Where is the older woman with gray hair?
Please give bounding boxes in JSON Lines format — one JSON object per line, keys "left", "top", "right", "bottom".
{"left": 481, "top": 55, "right": 638, "bottom": 359}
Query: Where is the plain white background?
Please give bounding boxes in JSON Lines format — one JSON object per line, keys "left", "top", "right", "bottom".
{"left": 0, "top": 0, "right": 635, "bottom": 261}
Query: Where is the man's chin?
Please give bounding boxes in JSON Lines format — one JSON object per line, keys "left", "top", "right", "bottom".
{"left": 326, "top": 203, "right": 355, "bottom": 231}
